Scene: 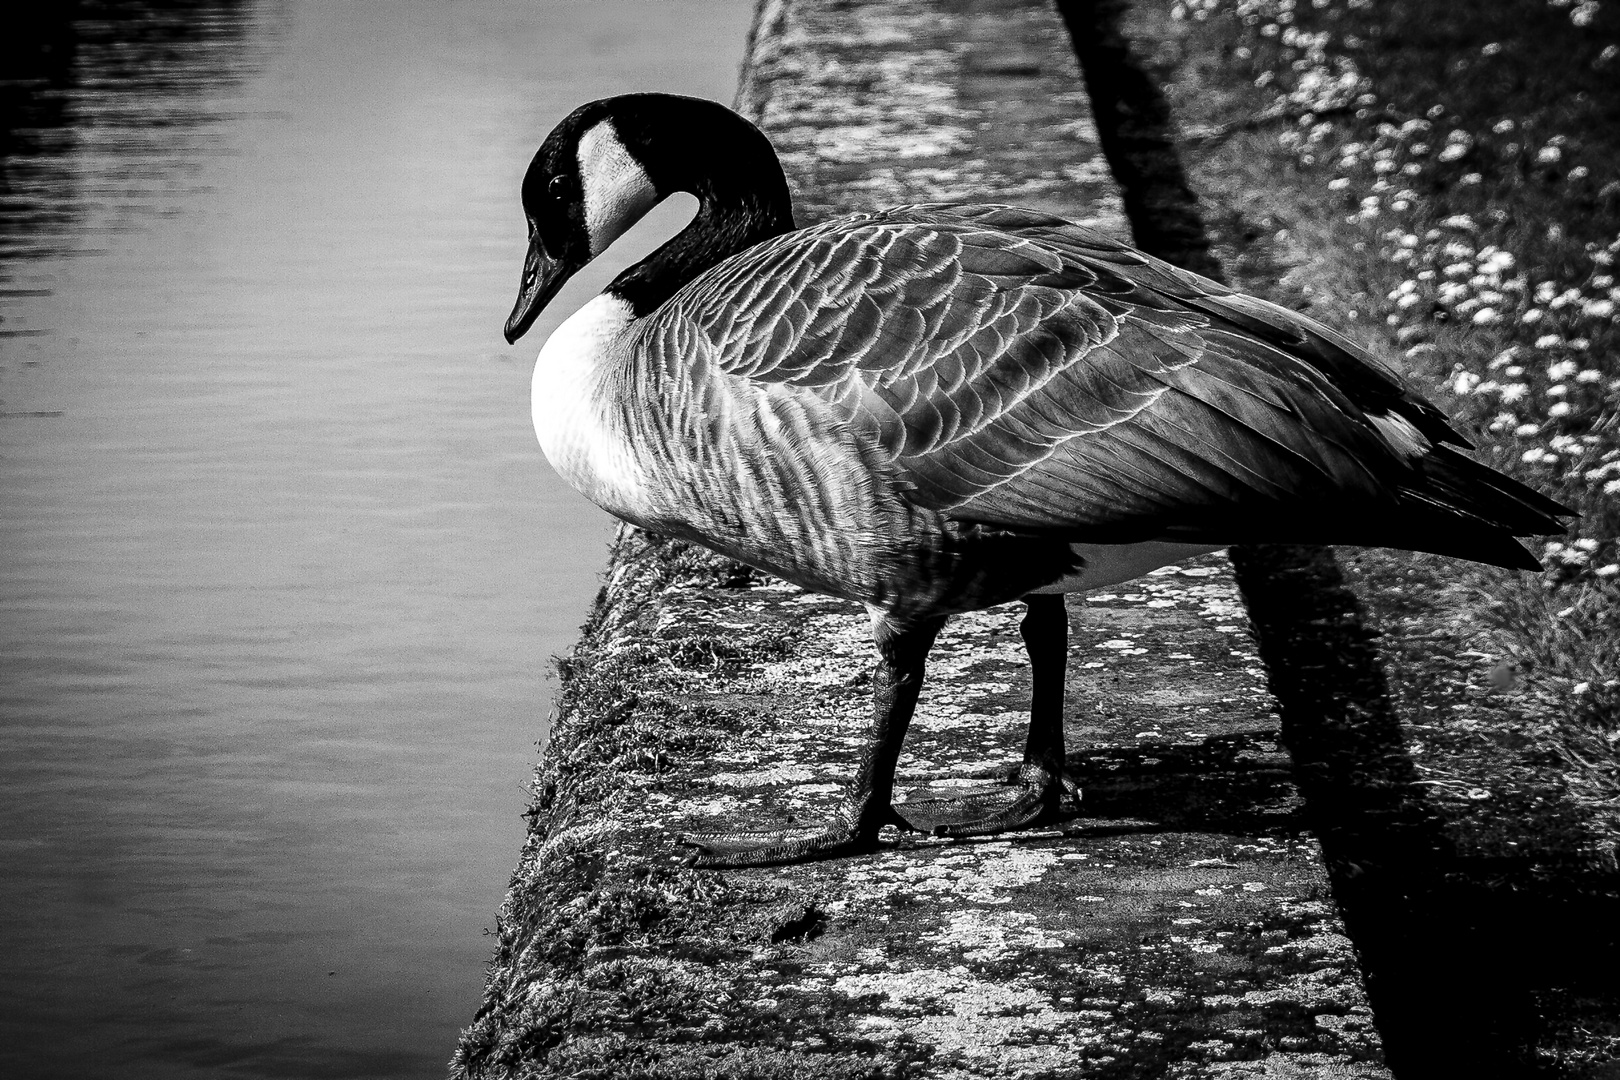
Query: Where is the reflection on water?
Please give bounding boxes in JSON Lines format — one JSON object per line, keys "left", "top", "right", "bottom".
{"left": 0, "top": 1, "right": 265, "bottom": 264}
{"left": 0, "top": 2, "right": 750, "bottom": 1077}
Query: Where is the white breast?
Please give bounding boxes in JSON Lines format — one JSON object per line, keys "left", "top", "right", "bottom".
{"left": 531, "top": 293, "right": 651, "bottom": 515}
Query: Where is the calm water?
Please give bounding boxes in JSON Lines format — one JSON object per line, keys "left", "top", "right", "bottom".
{"left": 0, "top": 2, "right": 751, "bottom": 1076}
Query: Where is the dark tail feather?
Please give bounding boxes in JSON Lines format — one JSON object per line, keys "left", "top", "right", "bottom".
{"left": 1395, "top": 446, "right": 1575, "bottom": 570}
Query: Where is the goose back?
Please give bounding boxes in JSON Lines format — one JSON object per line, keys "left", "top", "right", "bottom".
{"left": 615, "top": 202, "right": 1564, "bottom": 573}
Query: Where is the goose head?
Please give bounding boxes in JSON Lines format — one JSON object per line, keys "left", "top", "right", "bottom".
{"left": 504, "top": 93, "right": 795, "bottom": 343}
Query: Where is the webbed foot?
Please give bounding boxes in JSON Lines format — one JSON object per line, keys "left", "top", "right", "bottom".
{"left": 930, "top": 765, "right": 1081, "bottom": 839}
{"left": 679, "top": 804, "right": 916, "bottom": 868}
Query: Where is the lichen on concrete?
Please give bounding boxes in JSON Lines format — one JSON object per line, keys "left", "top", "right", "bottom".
{"left": 456, "top": 529, "right": 1388, "bottom": 1076}
{"left": 454, "top": 1, "right": 1392, "bottom": 1077}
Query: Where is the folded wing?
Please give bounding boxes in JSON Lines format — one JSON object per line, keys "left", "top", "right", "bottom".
{"left": 648, "top": 203, "right": 1567, "bottom": 567}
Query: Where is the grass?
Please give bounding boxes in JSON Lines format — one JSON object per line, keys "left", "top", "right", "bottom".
{"left": 1146, "top": 0, "right": 1620, "bottom": 853}
{"left": 1128, "top": 1, "right": 1620, "bottom": 1070}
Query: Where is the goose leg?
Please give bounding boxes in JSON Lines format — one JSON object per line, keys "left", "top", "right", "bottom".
{"left": 680, "top": 612, "right": 946, "bottom": 867}
{"left": 934, "top": 593, "right": 1080, "bottom": 838}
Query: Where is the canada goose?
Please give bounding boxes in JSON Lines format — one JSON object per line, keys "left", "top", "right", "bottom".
{"left": 504, "top": 93, "right": 1571, "bottom": 867}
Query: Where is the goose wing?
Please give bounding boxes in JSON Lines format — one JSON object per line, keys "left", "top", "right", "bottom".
{"left": 652, "top": 203, "right": 1559, "bottom": 556}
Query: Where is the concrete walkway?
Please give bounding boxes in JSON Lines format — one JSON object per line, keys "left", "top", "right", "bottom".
{"left": 455, "top": 1, "right": 1391, "bottom": 1076}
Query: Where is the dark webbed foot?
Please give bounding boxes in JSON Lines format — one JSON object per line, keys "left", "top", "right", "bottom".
{"left": 682, "top": 611, "right": 946, "bottom": 869}
{"left": 930, "top": 764, "right": 1081, "bottom": 839}
{"left": 678, "top": 805, "right": 915, "bottom": 868}
{"left": 929, "top": 593, "right": 1080, "bottom": 840}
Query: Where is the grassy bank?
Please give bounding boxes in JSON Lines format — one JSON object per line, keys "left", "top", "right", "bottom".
{"left": 1151, "top": 0, "right": 1618, "bottom": 847}
{"left": 1126, "top": 0, "right": 1619, "bottom": 1071}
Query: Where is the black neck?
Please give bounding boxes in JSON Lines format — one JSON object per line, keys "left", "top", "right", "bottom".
{"left": 603, "top": 98, "right": 796, "bottom": 317}
{"left": 609, "top": 191, "right": 795, "bottom": 317}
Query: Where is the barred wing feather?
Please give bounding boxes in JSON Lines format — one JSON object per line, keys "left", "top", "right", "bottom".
{"left": 640, "top": 203, "right": 1547, "bottom": 551}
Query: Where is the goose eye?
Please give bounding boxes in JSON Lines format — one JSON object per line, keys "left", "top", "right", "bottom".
{"left": 548, "top": 175, "right": 573, "bottom": 201}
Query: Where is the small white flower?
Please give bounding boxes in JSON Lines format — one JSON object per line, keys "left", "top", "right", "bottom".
{"left": 1549, "top": 401, "right": 1572, "bottom": 417}
{"left": 1492, "top": 118, "right": 1516, "bottom": 134}
{"left": 1536, "top": 145, "right": 1563, "bottom": 164}
{"left": 1328, "top": 177, "right": 1351, "bottom": 191}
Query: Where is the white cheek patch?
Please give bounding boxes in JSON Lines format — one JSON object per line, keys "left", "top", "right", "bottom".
{"left": 1367, "top": 410, "right": 1429, "bottom": 460}
{"left": 577, "top": 122, "right": 660, "bottom": 256}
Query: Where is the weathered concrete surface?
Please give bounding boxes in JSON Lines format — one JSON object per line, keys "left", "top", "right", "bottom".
{"left": 454, "top": 1, "right": 1390, "bottom": 1076}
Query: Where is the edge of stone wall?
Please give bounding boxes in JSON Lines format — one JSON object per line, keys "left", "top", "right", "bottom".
{"left": 452, "top": 3, "right": 1393, "bottom": 1077}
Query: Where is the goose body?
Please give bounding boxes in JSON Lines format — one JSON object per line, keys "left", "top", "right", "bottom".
{"left": 506, "top": 94, "right": 1571, "bottom": 866}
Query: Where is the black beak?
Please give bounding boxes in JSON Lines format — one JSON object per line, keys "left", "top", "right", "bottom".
{"left": 504, "top": 236, "right": 574, "bottom": 344}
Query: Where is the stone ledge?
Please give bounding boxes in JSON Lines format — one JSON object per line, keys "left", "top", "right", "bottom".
{"left": 454, "top": 1, "right": 1390, "bottom": 1076}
